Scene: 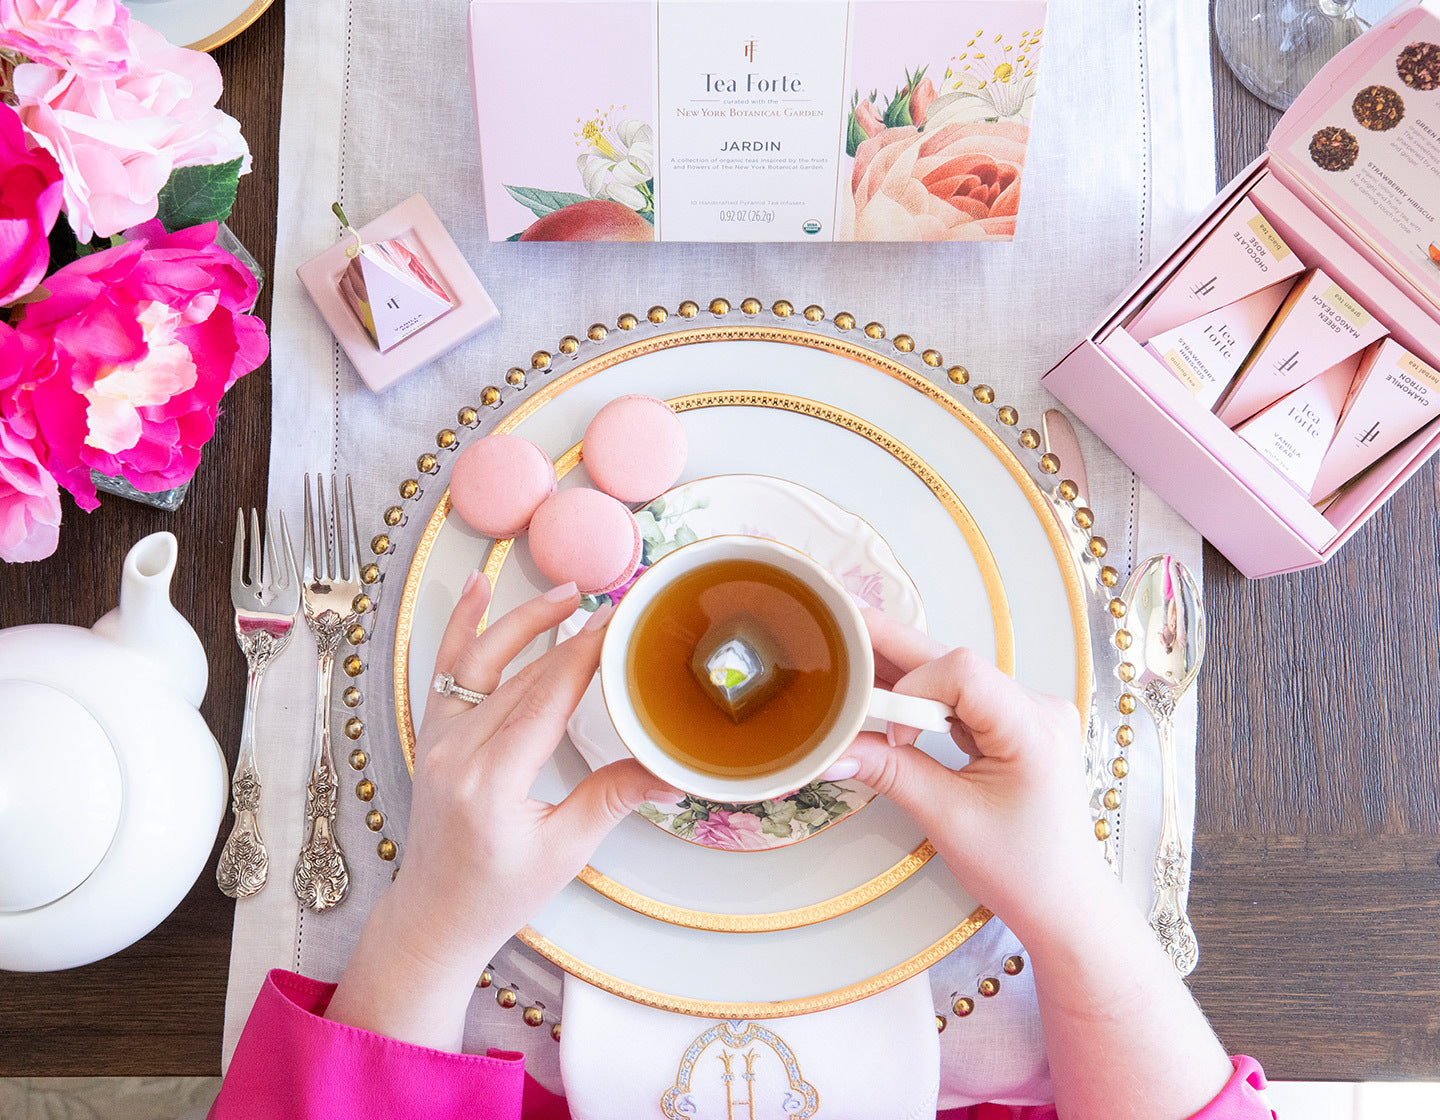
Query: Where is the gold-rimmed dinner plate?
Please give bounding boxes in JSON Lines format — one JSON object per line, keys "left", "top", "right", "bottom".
{"left": 379, "top": 323, "right": 1100, "bottom": 1017}
{"left": 121, "top": 0, "right": 273, "bottom": 52}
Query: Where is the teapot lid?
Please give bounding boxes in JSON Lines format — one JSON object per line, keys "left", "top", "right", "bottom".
{"left": 0, "top": 680, "right": 122, "bottom": 913}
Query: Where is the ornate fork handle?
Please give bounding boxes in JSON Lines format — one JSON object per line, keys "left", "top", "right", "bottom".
{"left": 217, "top": 627, "right": 288, "bottom": 898}
{"left": 1146, "top": 683, "right": 1199, "bottom": 976}
{"left": 294, "top": 612, "right": 349, "bottom": 911}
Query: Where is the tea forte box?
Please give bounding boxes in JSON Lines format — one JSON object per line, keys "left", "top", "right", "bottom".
{"left": 468, "top": 0, "right": 1046, "bottom": 243}
{"left": 1043, "top": 1, "right": 1440, "bottom": 578}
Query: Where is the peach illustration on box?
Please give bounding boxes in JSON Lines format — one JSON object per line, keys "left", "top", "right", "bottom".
{"left": 503, "top": 109, "right": 655, "bottom": 242}
{"left": 840, "top": 24, "right": 1042, "bottom": 242}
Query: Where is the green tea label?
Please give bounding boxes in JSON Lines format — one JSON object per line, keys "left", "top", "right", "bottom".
{"left": 1323, "top": 284, "right": 1372, "bottom": 329}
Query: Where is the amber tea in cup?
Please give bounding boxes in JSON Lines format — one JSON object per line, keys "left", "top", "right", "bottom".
{"left": 600, "top": 535, "right": 954, "bottom": 804}
{"left": 625, "top": 557, "right": 848, "bottom": 780}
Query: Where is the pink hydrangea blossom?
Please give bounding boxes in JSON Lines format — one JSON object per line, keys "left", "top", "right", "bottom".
{"left": 692, "top": 810, "right": 771, "bottom": 851}
{"left": 0, "top": 100, "right": 63, "bottom": 306}
{"left": 0, "top": 321, "right": 62, "bottom": 562}
{"left": 12, "top": 22, "right": 250, "bottom": 240}
{"left": 16, "top": 220, "right": 267, "bottom": 509}
{"left": 0, "top": 0, "right": 135, "bottom": 79}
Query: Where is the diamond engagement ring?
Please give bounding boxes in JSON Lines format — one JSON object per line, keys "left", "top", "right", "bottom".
{"left": 432, "top": 671, "right": 488, "bottom": 705}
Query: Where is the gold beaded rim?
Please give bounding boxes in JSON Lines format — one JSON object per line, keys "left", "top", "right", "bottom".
{"left": 354, "top": 298, "right": 1130, "bottom": 1020}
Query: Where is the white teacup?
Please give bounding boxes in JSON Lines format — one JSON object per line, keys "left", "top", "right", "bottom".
{"left": 599, "top": 534, "right": 953, "bottom": 803}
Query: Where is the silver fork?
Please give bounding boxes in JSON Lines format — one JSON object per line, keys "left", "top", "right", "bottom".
{"left": 293, "top": 474, "right": 361, "bottom": 911}
{"left": 217, "top": 510, "right": 300, "bottom": 899}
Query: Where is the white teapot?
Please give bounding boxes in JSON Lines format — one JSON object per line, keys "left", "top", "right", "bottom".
{"left": 0, "top": 532, "right": 227, "bottom": 971}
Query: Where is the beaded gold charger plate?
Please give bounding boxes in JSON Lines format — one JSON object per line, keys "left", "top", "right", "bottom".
{"left": 351, "top": 299, "right": 1135, "bottom": 1019}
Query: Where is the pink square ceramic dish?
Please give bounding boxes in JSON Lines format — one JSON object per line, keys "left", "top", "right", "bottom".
{"left": 297, "top": 194, "right": 498, "bottom": 392}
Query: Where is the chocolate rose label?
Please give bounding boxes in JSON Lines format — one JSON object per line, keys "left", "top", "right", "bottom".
{"left": 469, "top": 0, "right": 1045, "bottom": 242}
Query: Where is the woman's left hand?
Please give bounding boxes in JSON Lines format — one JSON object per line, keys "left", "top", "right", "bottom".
{"left": 326, "top": 574, "right": 674, "bottom": 1050}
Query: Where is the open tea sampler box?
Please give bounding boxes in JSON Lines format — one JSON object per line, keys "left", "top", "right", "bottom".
{"left": 1043, "top": 1, "right": 1440, "bottom": 578}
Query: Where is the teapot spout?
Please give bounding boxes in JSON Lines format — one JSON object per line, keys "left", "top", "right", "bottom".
{"left": 92, "top": 532, "right": 209, "bottom": 708}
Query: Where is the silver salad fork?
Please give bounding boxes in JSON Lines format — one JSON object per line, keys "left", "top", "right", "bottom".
{"left": 217, "top": 509, "right": 300, "bottom": 899}
{"left": 293, "top": 474, "right": 362, "bottom": 911}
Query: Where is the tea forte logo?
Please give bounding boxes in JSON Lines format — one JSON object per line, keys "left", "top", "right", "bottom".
{"left": 743, "top": 37, "right": 757, "bottom": 62}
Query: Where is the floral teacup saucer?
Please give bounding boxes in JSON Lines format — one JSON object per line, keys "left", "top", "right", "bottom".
{"left": 561, "top": 473, "right": 926, "bottom": 852}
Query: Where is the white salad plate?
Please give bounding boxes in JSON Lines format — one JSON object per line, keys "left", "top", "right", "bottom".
{"left": 366, "top": 313, "right": 1117, "bottom": 1017}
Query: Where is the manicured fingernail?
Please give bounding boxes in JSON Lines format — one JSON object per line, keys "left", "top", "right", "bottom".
{"left": 582, "top": 603, "right": 614, "bottom": 631}
{"left": 543, "top": 580, "right": 578, "bottom": 602}
{"left": 646, "top": 788, "right": 685, "bottom": 805}
{"left": 461, "top": 569, "right": 484, "bottom": 596}
{"left": 820, "top": 757, "right": 860, "bottom": 781}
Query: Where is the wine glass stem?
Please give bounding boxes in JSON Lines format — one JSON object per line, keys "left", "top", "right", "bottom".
{"left": 1318, "top": 0, "right": 1354, "bottom": 17}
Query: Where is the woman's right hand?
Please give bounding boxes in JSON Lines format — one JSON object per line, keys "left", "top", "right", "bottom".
{"left": 827, "top": 608, "right": 1115, "bottom": 947}
{"left": 833, "top": 620, "right": 1239, "bottom": 1120}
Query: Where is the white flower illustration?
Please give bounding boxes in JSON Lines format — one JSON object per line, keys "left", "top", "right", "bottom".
{"left": 576, "top": 118, "right": 654, "bottom": 211}
{"left": 924, "top": 28, "right": 1041, "bottom": 126}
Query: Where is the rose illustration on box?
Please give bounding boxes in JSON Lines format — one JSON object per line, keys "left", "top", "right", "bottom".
{"left": 501, "top": 110, "right": 655, "bottom": 241}
{"left": 840, "top": 26, "right": 1042, "bottom": 242}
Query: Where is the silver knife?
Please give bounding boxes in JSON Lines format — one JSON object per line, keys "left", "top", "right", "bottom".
{"left": 1042, "top": 408, "right": 1090, "bottom": 512}
{"left": 1042, "top": 408, "right": 1119, "bottom": 877}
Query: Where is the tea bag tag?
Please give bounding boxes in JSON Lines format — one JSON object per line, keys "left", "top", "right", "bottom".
{"left": 691, "top": 619, "right": 789, "bottom": 724}
{"left": 333, "top": 201, "right": 454, "bottom": 353}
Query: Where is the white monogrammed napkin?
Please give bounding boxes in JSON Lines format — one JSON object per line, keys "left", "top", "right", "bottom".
{"left": 561, "top": 975, "right": 940, "bottom": 1120}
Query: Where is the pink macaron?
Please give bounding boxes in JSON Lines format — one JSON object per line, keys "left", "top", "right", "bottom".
{"left": 582, "top": 394, "right": 687, "bottom": 504}
{"left": 448, "top": 433, "right": 557, "bottom": 539}
{"left": 529, "top": 488, "right": 644, "bottom": 595}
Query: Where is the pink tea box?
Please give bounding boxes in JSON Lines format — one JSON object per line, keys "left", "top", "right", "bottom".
{"left": 1042, "top": 1, "right": 1440, "bottom": 578}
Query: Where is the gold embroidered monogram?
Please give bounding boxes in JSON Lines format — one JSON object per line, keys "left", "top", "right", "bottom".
{"left": 662, "top": 1022, "right": 819, "bottom": 1119}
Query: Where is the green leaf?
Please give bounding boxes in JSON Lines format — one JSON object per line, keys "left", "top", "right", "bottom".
{"left": 882, "top": 88, "right": 913, "bottom": 130}
{"left": 503, "top": 184, "right": 591, "bottom": 219}
{"left": 505, "top": 231, "right": 524, "bottom": 242}
{"left": 846, "top": 109, "right": 867, "bottom": 158}
{"left": 761, "top": 816, "right": 793, "bottom": 838}
{"left": 155, "top": 158, "right": 243, "bottom": 233}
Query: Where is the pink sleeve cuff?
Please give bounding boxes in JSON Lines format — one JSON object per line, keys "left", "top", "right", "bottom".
{"left": 1188, "top": 1056, "right": 1276, "bottom": 1120}
{"left": 211, "top": 969, "right": 526, "bottom": 1120}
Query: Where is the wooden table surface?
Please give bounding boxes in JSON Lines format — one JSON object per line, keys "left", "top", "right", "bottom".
{"left": 3, "top": 2, "right": 1438, "bottom": 1083}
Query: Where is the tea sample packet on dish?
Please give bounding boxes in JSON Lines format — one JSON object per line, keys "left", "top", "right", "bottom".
{"left": 339, "top": 238, "right": 453, "bottom": 353}
{"left": 1144, "top": 281, "right": 1295, "bottom": 408}
{"left": 1127, "top": 196, "right": 1306, "bottom": 345}
{"left": 1310, "top": 339, "right": 1440, "bottom": 501}
{"left": 1215, "top": 269, "right": 1387, "bottom": 426}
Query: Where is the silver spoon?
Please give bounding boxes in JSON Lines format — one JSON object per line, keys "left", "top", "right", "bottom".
{"left": 1122, "top": 554, "right": 1206, "bottom": 976}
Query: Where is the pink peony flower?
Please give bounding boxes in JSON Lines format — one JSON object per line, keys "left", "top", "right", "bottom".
{"left": 692, "top": 810, "right": 771, "bottom": 851}
{"left": 0, "top": 0, "right": 135, "bottom": 79}
{"left": 0, "top": 99, "right": 62, "bottom": 305}
{"left": 16, "top": 220, "right": 267, "bottom": 508}
{"left": 12, "top": 22, "right": 250, "bottom": 241}
{"left": 0, "top": 321, "right": 62, "bottom": 562}
{"left": 841, "top": 119, "right": 1028, "bottom": 241}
